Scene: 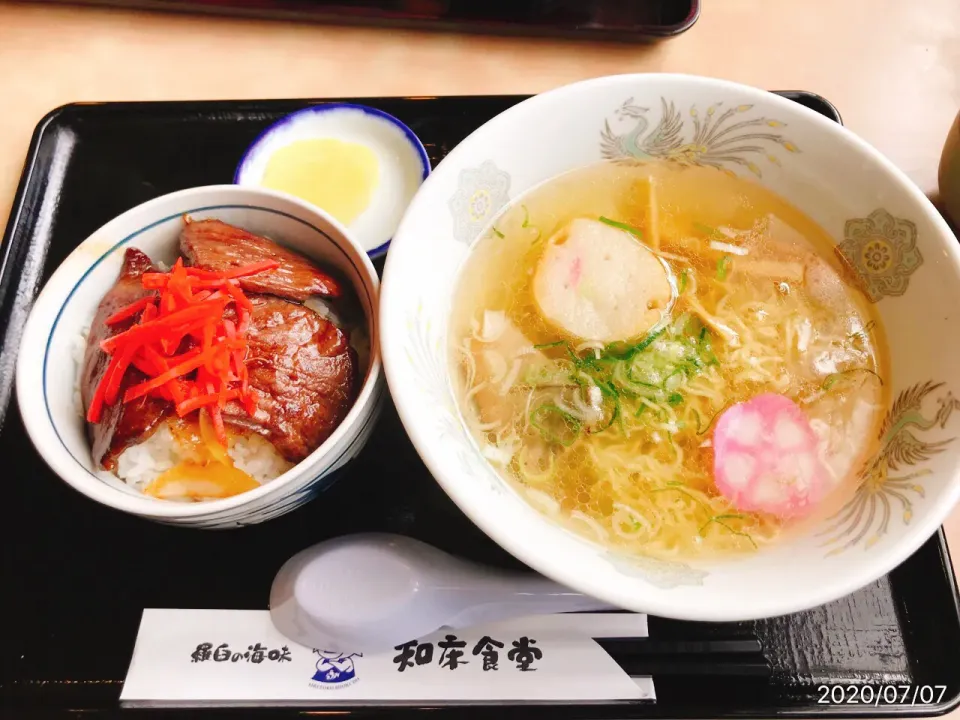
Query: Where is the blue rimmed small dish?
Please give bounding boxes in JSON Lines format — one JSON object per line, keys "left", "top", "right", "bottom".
{"left": 16, "top": 185, "right": 384, "bottom": 528}
{"left": 234, "top": 103, "right": 431, "bottom": 259}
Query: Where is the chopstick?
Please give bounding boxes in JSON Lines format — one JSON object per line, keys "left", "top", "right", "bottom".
{"left": 596, "top": 636, "right": 771, "bottom": 679}
{"left": 600, "top": 638, "right": 763, "bottom": 655}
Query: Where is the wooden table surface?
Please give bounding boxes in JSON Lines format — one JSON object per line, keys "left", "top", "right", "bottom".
{"left": 1, "top": 0, "right": 960, "bottom": 708}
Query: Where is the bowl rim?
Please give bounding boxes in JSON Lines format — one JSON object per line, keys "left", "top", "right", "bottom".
{"left": 233, "top": 102, "right": 433, "bottom": 259}
{"left": 16, "top": 184, "right": 382, "bottom": 519}
{"left": 380, "top": 72, "right": 960, "bottom": 621}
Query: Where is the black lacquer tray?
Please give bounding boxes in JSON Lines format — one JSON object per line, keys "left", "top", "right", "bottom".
{"left": 43, "top": 0, "right": 701, "bottom": 42}
{"left": 1, "top": 93, "right": 959, "bottom": 719}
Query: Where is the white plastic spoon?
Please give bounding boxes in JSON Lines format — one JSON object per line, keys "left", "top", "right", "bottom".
{"left": 269, "top": 532, "right": 615, "bottom": 652}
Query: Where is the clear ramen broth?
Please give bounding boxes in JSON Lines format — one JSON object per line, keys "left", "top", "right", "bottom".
{"left": 449, "top": 159, "right": 889, "bottom": 561}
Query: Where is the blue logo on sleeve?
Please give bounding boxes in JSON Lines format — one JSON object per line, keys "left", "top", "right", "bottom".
{"left": 311, "top": 650, "right": 362, "bottom": 688}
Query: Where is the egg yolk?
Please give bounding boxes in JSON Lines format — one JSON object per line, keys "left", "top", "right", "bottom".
{"left": 142, "top": 413, "right": 260, "bottom": 501}
{"left": 261, "top": 138, "right": 380, "bottom": 225}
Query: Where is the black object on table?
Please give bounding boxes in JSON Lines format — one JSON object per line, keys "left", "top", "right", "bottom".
{"left": 1, "top": 92, "right": 959, "bottom": 719}
{"left": 37, "top": 0, "right": 701, "bottom": 42}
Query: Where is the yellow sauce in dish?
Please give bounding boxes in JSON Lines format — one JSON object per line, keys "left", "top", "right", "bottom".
{"left": 260, "top": 138, "right": 380, "bottom": 225}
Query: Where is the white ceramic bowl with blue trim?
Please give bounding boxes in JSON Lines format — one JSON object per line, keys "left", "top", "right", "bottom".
{"left": 380, "top": 73, "right": 960, "bottom": 620}
{"left": 234, "top": 103, "right": 431, "bottom": 259}
{"left": 16, "top": 185, "right": 383, "bottom": 528}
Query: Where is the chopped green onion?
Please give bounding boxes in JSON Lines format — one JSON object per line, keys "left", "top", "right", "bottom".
{"left": 520, "top": 205, "right": 542, "bottom": 242}
{"left": 599, "top": 216, "right": 644, "bottom": 239}
{"left": 716, "top": 254, "right": 731, "bottom": 281}
{"left": 567, "top": 346, "right": 598, "bottom": 370}
{"left": 597, "top": 379, "right": 619, "bottom": 398}
{"left": 678, "top": 270, "right": 688, "bottom": 294}
{"left": 822, "top": 367, "right": 883, "bottom": 391}
{"left": 530, "top": 339, "right": 594, "bottom": 370}
{"left": 693, "top": 221, "right": 721, "bottom": 237}
{"left": 530, "top": 404, "right": 582, "bottom": 447}
{"left": 598, "top": 381, "right": 626, "bottom": 434}
{"left": 604, "top": 326, "right": 665, "bottom": 361}
{"left": 633, "top": 327, "right": 665, "bottom": 353}
{"left": 491, "top": 226, "right": 505, "bottom": 239}
{"left": 625, "top": 362, "right": 660, "bottom": 388}
{"left": 530, "top": 307, "right": 725, "bottom": 439}
{"left": 698, "top": 327, "right": 720, "bottom": 366}
{"left": 710, "top": 512, "right": 746, "bottom": 522}
{"left": 700, "top": 514, "right": 756, "bottom": 548}
{"left": 690, "top": 408, "right": 702, "bottom": 433}
{"left": 674, "top": 312, "right": 696, "bottom": 337}
{"left": 695, "top": 402, "right": 729, "bottom": 434}
{"left": 614, "top": 384, "right": 641, "bottom": 399}
{"left": 651, "top": 483, "right": 710, "bottom": 514}
{"left": 662, "top": 367, "right": 685, "bottom": 389}
{"left": 593, "top": 398, "right": 621, "bottom": 434}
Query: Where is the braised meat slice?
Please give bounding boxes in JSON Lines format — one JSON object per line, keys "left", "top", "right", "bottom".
{"left": 80, "top": 248, "right": 171, "bottom": 470}
{"left": 223, "top": 295, "right": 358, "bottom": 462}
{"left": 180, "top": 218, "right": 341, "bottom": 302}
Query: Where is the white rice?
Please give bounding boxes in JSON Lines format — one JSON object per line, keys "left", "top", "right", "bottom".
{"left": 114, "top": 421, "right": 293, "bottom": 495}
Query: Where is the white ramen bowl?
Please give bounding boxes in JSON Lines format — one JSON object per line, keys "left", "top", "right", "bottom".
{"left": 17, "top": 185, "right": 384, "bottom": 529}
{"left": 380, "top": 74, "right": 960, "bottom": 621}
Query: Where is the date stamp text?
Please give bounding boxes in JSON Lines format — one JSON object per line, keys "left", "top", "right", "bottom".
{"left": 817, "top": 685, "right": 948, "bottom": 706}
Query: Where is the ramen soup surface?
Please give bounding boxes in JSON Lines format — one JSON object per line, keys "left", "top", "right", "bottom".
{"left": 450, "top": 160, "right": 889, "bottom": 561}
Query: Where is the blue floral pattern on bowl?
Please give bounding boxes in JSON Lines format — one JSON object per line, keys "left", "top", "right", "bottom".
{"left": 405, "top": 301, "right": 507, "bottom": 497}
{"left": 448, "top": 160, "right": 511, "bottom": 245}
{"left": 835, "top": 209, "right": 923, "bottom": 302}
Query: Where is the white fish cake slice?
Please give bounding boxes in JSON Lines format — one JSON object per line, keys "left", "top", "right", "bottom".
{"left": 532, "top": 219, "right": 672, "bottom": 343}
